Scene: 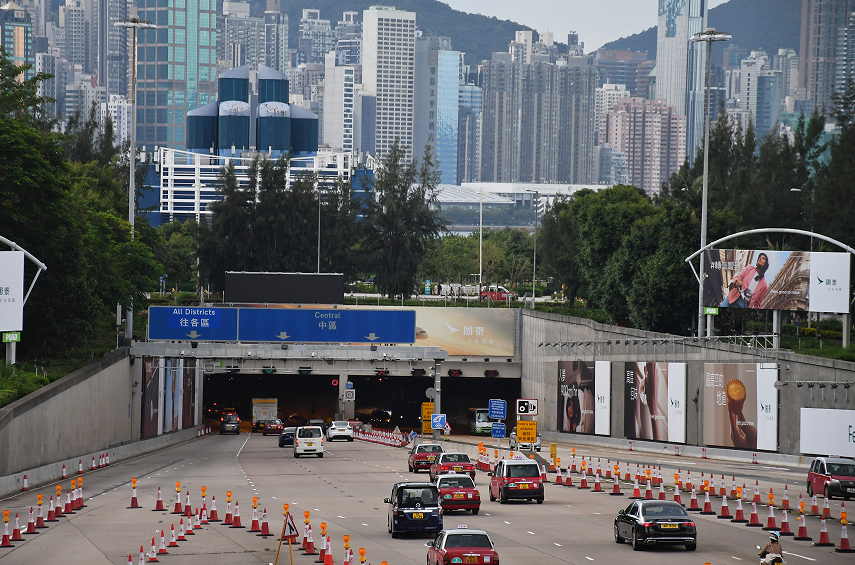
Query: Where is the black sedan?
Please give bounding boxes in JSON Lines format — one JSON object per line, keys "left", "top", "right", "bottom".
{"left": 614, "top": 500, "right": 696, "bottom": 551}
{"left": 278, "top": 427, "right": 297, "bottom": 448}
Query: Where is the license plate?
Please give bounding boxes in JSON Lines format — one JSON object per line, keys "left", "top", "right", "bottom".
{"left": 519, "top": 483, "right": 529, "bottom": 489}
{"left": 659, "top": 524, "right": 678, "bottom": 529}
{"left": 453, "top": 493, "right": 464, "bottom": 499}
{"left": 307, "top": 442, "right": 314, "bottom": 446}
{"left": 453, "top": 466, "right": 463, "bottom": 472}
{"left": 428, "top": 456, "right": 436, "bottom": 461}
{"left": 411, "top": 512, "right": 424, "bottom": 519}
{"left": 848, "top": 488, "right": 855, "bottom": 494}
{"left": 465, "top": 557, "right": 478, "bottom": 564}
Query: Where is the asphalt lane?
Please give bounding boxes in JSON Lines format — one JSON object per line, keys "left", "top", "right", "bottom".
{"left": 0, "top": 432, "right": 851, "bottom": 564}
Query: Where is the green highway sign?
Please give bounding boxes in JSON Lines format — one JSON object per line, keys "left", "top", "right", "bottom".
{"left": 3, "top": 332, "right": 21, "bottom": 343}
{"left": 703, "top": 307, "right": 719, "bottom": 316}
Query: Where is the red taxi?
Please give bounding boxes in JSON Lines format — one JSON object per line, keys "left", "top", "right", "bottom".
{"left": 409, "top": 443, "right": 444, "bottom": 473}
{"left": 436, "top": 474, "right": 481, "bottom": 514}
{"left": 426, "top": 526, "right": 498, "bottom": 565}
{"left": 262, "top": 418, "right": 284, "bottom": 436}
{"left": 488, "top": 458, "right": 543, "bottom": 504}
{"left": 430, "top": 452, "right": 477, "bottom": 482}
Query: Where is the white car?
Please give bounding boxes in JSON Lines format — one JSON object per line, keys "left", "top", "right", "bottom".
{"left": 326, "top": 420, "right": 354, "bottom": 441}
{"left": 294, "top": 425, "right": 324, "bottom": 458}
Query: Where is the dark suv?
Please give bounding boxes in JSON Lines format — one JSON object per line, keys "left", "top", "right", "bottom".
{"left": 385, "top": 482, "right": 443, "bottom": 538}
{"left": 220, "top": 413, "right": 240, "bottom": 434}
{"left": 807, "top": 456, "right": 855, "bottom": 500}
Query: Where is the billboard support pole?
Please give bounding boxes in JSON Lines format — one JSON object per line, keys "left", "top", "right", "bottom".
{"left": 772, "top": 310, "right": 781, "bottom": 349}
{"left": 432, "top": 359, "right": 442, "bottom": 441}
{"left": 844, "top": 314, "right": 850, "bottom": 348}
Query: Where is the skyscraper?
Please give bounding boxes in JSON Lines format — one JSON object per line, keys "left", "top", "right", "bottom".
{"left": 799, "top": 0, "right": 852, "bottom": 111}
{"left": 299, "top": 9, "right": 335, "bottom": 65}
{"left": 362, "top": 5, "right": 416, "bottom": 160}
{"left": 263, "top": 0, "right": 288, "bottom": 73}
{"left": 217, "top": 1, "right": 265, "bottom": 70}
{"left": 322, "top": 50, "right": 357, "bottom": 152}
{"left": 59, "top": 0, "right": 87, "bottom": 71}
{"left": 739, "top": 51, "right": 783, "bottom": 136}
{"left": 836, "top": 10, "right": 855, "bottom": 91}
{"left": 457, "top": 83, "right": 481, "bottom": 184}
{"left": 655, "top": 0, "right": 707, "bottom": 158}
{"left": 135, "top": 0, "right": 219, "bottom": 149}
{"left": 95, "top": 0, "right": 128, "bottom": 98}
{"left": 0, "top": 1, "right": 33, "bottom": 77}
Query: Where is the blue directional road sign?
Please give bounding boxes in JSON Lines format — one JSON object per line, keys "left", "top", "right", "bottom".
{"left": 488, "top": 399, "right": 506, "bottom": 420}
{"left": 238, "top": 308, "right": 416, "bottom": 343}
{"left": 148, "top": 306, "right": 239, "bottom": 341}
{"left": 431, "top": 414, "right": 446, "bottom": 430}
{"left": 491, "top": 422, "right": 506, "bottom": 439}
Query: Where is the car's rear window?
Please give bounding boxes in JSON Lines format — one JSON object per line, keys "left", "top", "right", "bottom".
{"left": 332, "top": 421, "right": 349, "bottom": 427}
{"left": 641, "top": 504, "right": 690, "bottom": 519}
{"left": 442, "top": 454, "right": 471, "bottom": 463}
{"left": 224, "top": 415, "right": 239, "bottom": 423}
{"left": 265, "top": 419, "right": 282, "bottom": 425}
{"left": 438, "top": 476, "right": 475, "bottom": 489}
{"left": 417, "top": 445, "right": 443, "bottom": 454}
{"left": 445, "top": 534, "right": 492, "bottom": 548}
{"left": 398, "top": 487, "right": 438, "bottom": 508}
{"left": 298, "top": 427, "right": 322, "bottom": 438}
{"left": 827, "top": 463, "right": 855, "bottom": 475}
{"left": 506, "top": 464, "right": 539, "bottom": 478}
{"left": 283, "top": 427, "right": 296, "bottom": 435}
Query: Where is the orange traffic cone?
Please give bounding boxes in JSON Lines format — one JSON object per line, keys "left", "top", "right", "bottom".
{"left": 578, "top": 472, "right": 589, "bottom": 489}
{"left": 24, "top": 508, "right": 37, "bottom": 535}
{"left": 323, "top": 536, "right": 334, "bottom": 565}
{"left": 610, "top": 475, "right": 623, "bottom": 496}
{"left": 10, "top": 514, "right": 22, "bottom": 541}
{"left": 673, "top": 487, "right": 682, "bottom": 506}
{"left": 719, "top": 475, "right": 726, "bottom": 497}
{"left": 746, "top": 501, "right": 763, "bottom": 527}
{"left": 822, "top": 496, "right": 831, "bottom": 518}
{"left": 730, "top": 477, "right": 737, "bottom": 499}
{"left": 194, "top": 508, "right": 202, "bottom": 530}
{"left": 732, "top": 497, "right": 748, "bottom": 523}
{"left": 592, "top": 474, "right": 604, "bottom": 493}
{"left": 700, "top": 489, "right": 715, "bottom": 515}
{"left": 629, "top": 478, "right": 642, "bottom": 499}
{"left": 687, "top": 488, "right": 700, "bottom": 511}
{"left": 158, "top": 530, "right": 169, "bottom": 554}
{"left": 168, "top": 524, "right": 179, "bottom": 547}
{"left": 0, "top": 516, "right": 13, "bottom": 548}
{"left": 129, "top": 481, "right": 141, "bottom": 509}
{"left": 644, "top": 479, "right": 653, "bottom": 500}
{"left": 753, "top": 480, "right": 761, "bottom": 504}
{"left": 318, "top": 531, "right": 327, "bottom": 562}
{"left": 183, "top": 492, "right": 191, "bottom": 517}
{"left": 541, "top": 464, "right": 547, "bottom": 481}
{"left": 250, "top": 506, "right": 261, "bottom": 532}
{"left": 209, "top": 496, "right": 220, "bottom": 521}
{"left": 172, "top": 489, "right": 182, "bottom": 514}
{"left": 624, "top": 462, "right": 630, "bottom": 481}
{"left": 782, "top": 485, "right": 789, "bottom": 510}
{"left": 658, "top": 481, "right": 666, "bottom": 500}
{"left": 153, "top": 488, "right": 165, "bottom": 511}
{"left": 836, "top": 522, "right": 854, "bottom": 553}
{"left": 184, "top": 514, "right": 195, "bottom": 536}
{"left": 257, "top": 509, "right": 272, "bottom": 537}
{"left": 177, "top": 519, "right": 187, "bottom": 541}
{"left": 717, "top": 494, "right": 731, "bottom": 519}
{"left": 555, "top": 468, "right": 563, "bottom": 485}
{"left": 810, "top": 494, "right": 820, "bottom": 516}
{"left": 779, "top": 509, "right": 793, "bottom": 536}
{"left": 147, "top": 538, "right": 159, "bottom": 562}
{"left": 794, "top": 513, "right": 812, "bottom": 541}
{"left": 684, "top": 470, "right": 692, "bottom": 493}
{"left": 46, "top": 497, "right": 57, "bottom": 522}
{"left": 814, "top": 517, "right": 834, "bottom": 546}
{"left": 231, "top": 502, "right": 243, "bottom": 528}
{"left": 138, "top": 545, "right": 146, "bottom": 565}
{"left": 763, "top": 504, "right": 779, "bottom": 531}
{"left": 223, "top": 500, "right": 233, "bottom": 525}
{"left": 564, "top": 468, "right": 573, "bottom": 487}
{"left": 35, "top": 502, "right": 46, "bottom": 529}
{"left": 305, "top": 524, "right": 317, "bottom": 555}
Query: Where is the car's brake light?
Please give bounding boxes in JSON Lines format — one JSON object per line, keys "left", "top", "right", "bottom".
{"left": 641, "top": 522, "right": 652, "bottom": 527}
{"left": 221, "top": 417, "right": 224, "bottom": 421}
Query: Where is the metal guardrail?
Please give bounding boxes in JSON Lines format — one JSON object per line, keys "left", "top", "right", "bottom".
{"left": 537, "top": 334, "right": 778, "bottom": 357}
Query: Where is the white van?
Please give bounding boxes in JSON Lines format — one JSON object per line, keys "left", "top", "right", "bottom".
{"left": 294, "top": 425, "right": 324, "bottom": 458}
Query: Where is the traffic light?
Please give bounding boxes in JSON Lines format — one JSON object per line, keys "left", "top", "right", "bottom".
{"left": 331, "top": 379, "right": 339, "bottom": 386}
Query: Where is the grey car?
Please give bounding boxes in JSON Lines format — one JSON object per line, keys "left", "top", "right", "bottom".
{"left": 220, "top": 413, "right": 240, "bottom": 434}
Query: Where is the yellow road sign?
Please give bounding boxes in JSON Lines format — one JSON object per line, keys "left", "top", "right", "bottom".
{"left": 517, "top": 421, "right": 537, "bottom": 443}
{"left": 422, "top": 402, "right": 434, "bottom": 420}
{"left": 422, "top": 419, "right": 432, "bottom": 434}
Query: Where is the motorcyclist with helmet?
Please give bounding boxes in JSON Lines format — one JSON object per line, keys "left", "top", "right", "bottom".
{"left": 758, "top": 531, "right": 783, "bottom": 564}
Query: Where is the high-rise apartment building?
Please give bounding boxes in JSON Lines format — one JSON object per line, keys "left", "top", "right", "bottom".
{"left": 263, "top": 0, "right": 289, "bottom": 73}
{"left": 598, "top": 97, "right": 686, "bottom": 197}
{"left": 217, "top": 1, "right": 265, "bottom": 70}
{"left": 35, "top": 51, "right": 58, "bottom": 117}
{"left": 738, "top": 51, "right": 782, "bottom": 136}
{"left": 595, "top": 83, "right": 629, "bottom": 118}
{"left": 594, "top": 50, "right": 649, "bottom": 95}
{"left": 135, "top": 0, "right": 219, "bottom": 149}
{"left": 655, "top": 0, "right": 707, "bottom": 158}
{"left": 59, "top": 0, "right": 87, "bottom": 72}
{"left": 479, "top": 55, "right": 598, "bottom": 184}
{"left": 799, "top": 0, "right": 852, "bottom": 111}
{"left": 836, "top": 10, "right": 855, "bottom": 90}
{"left": 414, "top": 35, "right": 462, "bottom": 183}
{"left": 509, "top": 30, "right": 532, "bottom": 64}
{"left": 362, "top": 5, "right": 416, "bottom": 160}
{"left": 101, "top": 94, "right": 133, "bottom": 144}
{"left": 94, "top": 0, "right": 128, "bottom": 98}
{"left": 299, "top": 9, "right": 335, "bottom": 64}
{"left": 322, "top": 51, "right": 357, "bottom": 152}
{"left": 774, "top": 48, "right": 801, "bottom": 97}
{"left": 457, "top": 83, "right": 481, "bottom": 184}
{"left": 593, "top": 143, "right": 628, "bottom": 185}
{"left": 0, "top": 1, "right": 33, "bottom": 77}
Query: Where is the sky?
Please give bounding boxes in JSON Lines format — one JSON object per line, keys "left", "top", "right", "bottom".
{"left": 441, "top": 0, "right": 730, "bottom": 52}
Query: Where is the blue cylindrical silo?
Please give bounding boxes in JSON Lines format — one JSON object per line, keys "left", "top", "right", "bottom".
{"left": 258, "top": 64, "right": 289, "bottom": 104}
{"left": 257, "top": 102, "right": 291, "bottom": 158}
{"left": 289, "top": 105, "right": 319, "bottom": 154}
{"left": 218, "top": 100, "right": 251, "bottom": 157}
{"left": 186, "top": 101, "right": 219, "bottom": 156}
{"left": 218, "top": 65, "right": 250, "bottom": 103}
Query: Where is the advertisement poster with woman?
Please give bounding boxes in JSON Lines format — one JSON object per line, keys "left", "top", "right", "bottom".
{"left": 142, "top": 357, "right": 160, "bottom": 439}
{"left": 702, "top": 363, "right": 778, "bottom": 451}
{"left": 557, "top": 360, "right": 611, "bottom": 436}
{"left": 623, "top": 362, "right": 686, "bottom": 443}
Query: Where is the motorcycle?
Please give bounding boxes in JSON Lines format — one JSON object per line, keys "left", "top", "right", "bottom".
{"left": 756, "top": 545, "right": 784, "bottom": 564}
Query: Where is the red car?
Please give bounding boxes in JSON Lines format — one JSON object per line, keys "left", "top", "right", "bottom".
{"left": 436, "top": 474, "right": 480, "bottom": 514}
{"left": 488, "top": 458, "right": 543, "bottom": 504}
{"left": 807, "top": 456, "right": 855, "bottom": 500}
{"left": 262, "top": 418, "right": 284, "bottom": 436}
{"left": 430, "top": 452, "right": 476, "bottom": 482}
{"left": 481, "top": 285, "right": 516, "bottom": 301}
{"left": 426, "top": 527, "right": 499, "bottom": 565}
{"left": 409, "top": 443, "right": 444, "bottom": 473}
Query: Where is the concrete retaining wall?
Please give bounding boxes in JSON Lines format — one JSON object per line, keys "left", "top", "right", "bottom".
{"left": 520, "top": 310, "right": 855, "bottom": 458}
{"left": 0, "top": 349, "right": 141, "bottom": 479}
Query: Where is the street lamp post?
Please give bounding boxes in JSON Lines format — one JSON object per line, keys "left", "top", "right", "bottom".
{"left": 475, "top": 189, "right": 485, "bottom": 293}
{"left": 115, "top": 16, "right": 157, "bottom": 342}
{"left": 690, "top": 28, "right": 731, "bottom": 337}
{"left": 525, "top": 189, "right": 540, "bottom": 310}
{"left": 317, "top": 186, "right": 322, "bottom": 273}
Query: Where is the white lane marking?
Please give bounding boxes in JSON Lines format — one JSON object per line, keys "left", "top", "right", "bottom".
{"left": 314, "top": 509, "right": 320, "bottom": 511}
{"left": 271, "top": 497, "right": 277, "bottom": 500}
{"left": 337, "top": 515, "right": 346, "bottom": 519}
{"left": 783, "top": 551, "right": 816, "bottom": 562}
{"left": 730, "top": 557, "right": 741, "bottom": 561}
{"left": 566, "top": 505, "right": 572, "bottom": 508}
{"left": 585, "top": 558, "right": 594, "bottom": 561}
{"left": 504, "top": 521, "right": 510, "bottom": 525}
{"left": 362, "top": 523, "right": 369, "bottom": 526}
{"left": 485, "top": 513, "right": 491, "bottom": 516}
{"left": 594, "top": 512, "right": 600, "bottom": 515}
{"left": 527, "top": 531, "right": 535, "bottom": 535}
{"left": 554, "top": 543, "right": 561, "bottom": 547}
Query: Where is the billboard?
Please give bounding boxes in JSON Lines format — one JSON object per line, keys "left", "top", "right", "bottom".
{"left": 703, "top": 249, "right": 850, "bottom": 313}
{"left": 224, "top": 272, "right": 344, "bottom": 304}
{"left": 411, "top": 307, "right": 515, "bottom": 357}
{"left": 557, "top": 361, "right": 611, "bottom": 436}
{"left": 141, "top": 357, "right": 160, "bottom": 439}
{"left": 0, "top": 251, "right": 24, "bottom": 332}
{"left": 799, "top": 408, "right": 855, "bottom": 458}
{"left": 703, "top": 363, "right": 778, "bottom": 451}
{"left": 624, "top": 362, "right": 686, "bottom": 443}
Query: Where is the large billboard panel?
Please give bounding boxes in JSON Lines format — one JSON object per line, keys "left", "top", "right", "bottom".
{"left": 557, "top": 361, "right": 611, "bottom": 436}
{"left": 703, "top": 249, "right": 850, "bottom": 313}
{"left": 411, "top": 307, "right": 515, "bottom": 357}
{"left": 703, "top": 363, "right": 778, "bottom": 451}
{"left": 141, "top": 357, "right": 160, "bottom": 439}
{"left": 0, "top": 251, "right": 24, "bottom": 332}
{"left": 799, "top": 408, "right": 855, "bottom": 457}
{"left": 624, "top": 362, "right": 686, "bottom": 443}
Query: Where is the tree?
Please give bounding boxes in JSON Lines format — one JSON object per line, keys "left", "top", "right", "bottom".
{"left": 539, "top": 196, "right": 582, "bottom": 303}
{"left": 363, "top": 141, "right": 445, "bottom": 298}
{"left": 0, "top": 47, "right": 56, "bottom": 128}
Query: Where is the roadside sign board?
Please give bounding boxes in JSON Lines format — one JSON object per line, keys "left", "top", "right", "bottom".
{"left": 549, "top": 443, "right": 557, "bottom": 459}
{"left": 517, "top": 421, "right": 537, "bottom": 443}
{"left": 704, "top": 307, "right": 719, "bottom": 316}
{"left": 344, "top": 390, "right": 355, "bottom": 401}
{"left": 2, "top": 332, "right": 21, "bottom": 343}
{"left": 346, "top": 381, "right": 354, "bottom": 389}
{"left": 431, "top": 414, "right": 446, "bottom": 430}
{"left": 488, "top": 399, "right": 506, "bottom": 420}
{"left": 422, "top": 402, "right": 434, "bottom": 421}
{"left": 491, "top": 422, "right": 506, "bottom": 439}
{"left": 516, "top": 399, "right": 538, "bottom": 416}
{"left": 422, "top": 419, "right": 432, "bottom": 434}
{"left": 0, "top": 251, "right": 25, "bottom": 332}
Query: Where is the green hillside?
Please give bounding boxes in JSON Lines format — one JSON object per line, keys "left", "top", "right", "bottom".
{"left": 599, "top": 0, "right": 802, "bottom": 61}
{"left": 250, "top": 0, "right": 537, "bottom": 65}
